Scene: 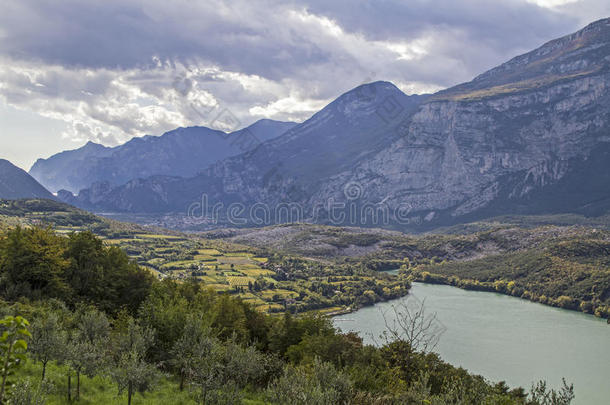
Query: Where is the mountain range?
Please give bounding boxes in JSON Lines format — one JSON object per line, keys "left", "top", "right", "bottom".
{"left": 30, "top": 119, "right": 296, "bottom": 193}
{"left": 44, "top": 18, "right": 610, "bottom": 230}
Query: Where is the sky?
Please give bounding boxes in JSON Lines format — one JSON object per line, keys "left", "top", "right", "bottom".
{"left": 1, "top": 0, "right": 609, "bottom": 170}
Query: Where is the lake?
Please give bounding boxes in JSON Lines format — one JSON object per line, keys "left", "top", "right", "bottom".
{"left": 333, "top": 282, "right": 610, "bottom": 405}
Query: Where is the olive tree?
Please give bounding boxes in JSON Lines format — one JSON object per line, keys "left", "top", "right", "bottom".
{"left": 188, "top": 336, "right": 266, "bottom": 404}
{"left": 267, "top": 358, "right": 353, "bottom": 405}
{"left": 169, "top": 316, "right": 210, "bottom": 391}
{"left": 62, "top": 308, "right": 110, "bottom": 401}
{"left": 109, "top": 318, "right": 160, "bottom": 405}
{"left": 29, "top": 314, "right": 65, "bottom": 381}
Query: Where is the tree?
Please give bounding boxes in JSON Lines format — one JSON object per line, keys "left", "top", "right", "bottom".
{"left": 57, "top": 308, "right": 110, "bottom": 401}
{"left": 267, "top": 358, "right": 353, "bottom": 405}
{"left": 381, "top": 296, "right": 444, "bottom": 353}
{"left": 65, "top": 232, "right": 154, "bottom": 314}
{"left": 28, "top": 313, "right": 65, "bottom": 381}
{"left": 529, "top": 379, "right": 575, "bottom": 405}
{"left": 109, "top": 318, "right": 160, "bottom": 405}
{"left": 188, "top": 336, "right": 266, "bottom": 404}
{"left": 0, "top": 227, "right": 69, "bottom": 300}
{"left": 0, "top": 316, "right": 31, "bottom": 403}
{"left": 169, "top": 315, "right": 210, "bottom": 391}
{"left": 68, "top": 308, "right": 110, "bottom": 400}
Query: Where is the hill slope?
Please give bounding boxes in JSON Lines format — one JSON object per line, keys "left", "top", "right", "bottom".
{"left": 0, "top": 159, "right": 55, "bottom": 200}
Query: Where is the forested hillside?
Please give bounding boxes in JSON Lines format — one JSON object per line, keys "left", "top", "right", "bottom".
{"left": 0, "top": 225, "right": 576, "bottom": 404}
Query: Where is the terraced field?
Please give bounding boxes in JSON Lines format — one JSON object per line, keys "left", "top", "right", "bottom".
{"left": 0, "top": 199, "right": 411, "bottom": 314}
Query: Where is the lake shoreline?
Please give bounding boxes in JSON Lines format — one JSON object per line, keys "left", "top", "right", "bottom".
{"left": 405, "top": 273, "right": 610, "bottom": 322}
{"left": 334, "top": 282, "right": 610, "bottom": 405}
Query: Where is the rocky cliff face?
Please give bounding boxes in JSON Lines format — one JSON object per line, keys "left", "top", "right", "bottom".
{"left": 64, "top": 19, "right": 610, "bottom": 230}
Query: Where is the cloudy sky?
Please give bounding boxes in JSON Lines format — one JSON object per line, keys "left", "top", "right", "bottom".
{"left": 1, "top": 0, "right": 609, "bottom": 170}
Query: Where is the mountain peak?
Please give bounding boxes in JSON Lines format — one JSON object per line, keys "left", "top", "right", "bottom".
{"left": 347, "top": 80, "right": 403, "bottom": 97}
{"left": 324, "top": 81, "right": 409, "bottom": 118}
{"left": 582, "top": 17, "right": 610, "bottom": 32}
{"left": 83, "top": 140, "right": 106, "bottom": 149}
{"left": 435, "top": 18, "right": 610, "bottom": 100}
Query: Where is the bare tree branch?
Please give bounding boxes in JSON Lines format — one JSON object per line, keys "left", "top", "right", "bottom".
{"left": 380, "top": 296, "right": 445, "bottom": 352}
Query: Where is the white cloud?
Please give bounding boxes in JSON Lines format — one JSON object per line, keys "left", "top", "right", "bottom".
{"left": 526, "top": 0, "right": 579, "bottom": 8}
{"left": 249, "top": 95, "right": 328, "bottom": 119}
{"left": 0, "top": 0, "right": 608, "bottom": 161}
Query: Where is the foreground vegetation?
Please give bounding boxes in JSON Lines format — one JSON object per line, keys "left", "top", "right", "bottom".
{"left": 0, "top": 223, "right": 576, "bottom": 404}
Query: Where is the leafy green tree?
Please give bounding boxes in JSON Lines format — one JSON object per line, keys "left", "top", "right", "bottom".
{"left": 211, "top": 294, "right": 248, "bottom": 341}
{"left": 267, "top": 358, "right": 353, "bottom": 405}
{"left": 0, "top": 227, "right": 69, "bottom": 300}
{"left": 28, "top": 313, "right": 66, "bottom": 380}
{"left": 109, "top": 318, "right": 160, "bottom": 405}
{"left": 65, "top": 231, "right": 154, "bottom": 314}
{"left": 65, "top": 308, "right": 110, "bottom": 400}
{"left": 169, "top": 315, "right": 210, "bottom": 391}
{"left": 0, "top": 316, "right": 31, "bottom": 403}
{"left": 188, "top": 335, "right": 266, "bottom": 404}
{"left": 137, "top": 282, "right": 191, "bottom": 365}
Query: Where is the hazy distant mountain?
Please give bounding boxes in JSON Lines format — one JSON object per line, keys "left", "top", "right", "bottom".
{"left": 61, "top": 82, "right": 425, "bottom": 213}
{"left": 30, "top": 119, "right": 296, "bottom": 193}
{"left": 0, "top": 159, "right": 55, "bottom": 200}
{"left": 64, "top": 18, "right": 610, "bottom": 230}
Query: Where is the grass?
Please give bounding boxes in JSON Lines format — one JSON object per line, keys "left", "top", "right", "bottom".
{"left": 239, "top": 269, "right": 275, "bottom": 277}
{"left": 14, "top": 360, "right": 271, "bottom": 405}
{"left": 256, "top": 304, "right": 284, "bottom": 312}
{"left": 260, "top": 289, "right": 298, "bottom": 299}
{"left": 197, "top": 248, "right": 222, "bottom": 256}
{"left": 218, "top": 256, "right": 255, "bottom": 265}
{"left": 434, "top": 70, "right": 598, "bottom": 101}
{"left": 14, "top": 361, "right": 196, "bottom": 405}
{"left": 207, "top": 284, "right": 231, "bottom": 291}
{"left": 227, "top": 276, "right": 256, "bottom": 287}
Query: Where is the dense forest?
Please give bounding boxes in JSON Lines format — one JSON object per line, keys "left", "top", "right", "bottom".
{"left": 0, "top": 225, "right": 576, "bottom": 404}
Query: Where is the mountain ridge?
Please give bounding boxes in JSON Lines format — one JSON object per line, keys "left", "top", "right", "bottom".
{"left": 62, "top": 18, "right": 610, "bottom": 231}
{"left": 30, "top": 119, "right": 297, "bottom": 193}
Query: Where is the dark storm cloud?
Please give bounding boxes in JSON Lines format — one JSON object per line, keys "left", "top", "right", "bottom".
{"left": 0, "top": 0, "right": 335, "bottom": 80}
{"left": 0, "top": 0, "right": 589, "bottom": 80}
{"left": 0, "top": 0, "right": 608, "bottom": 155}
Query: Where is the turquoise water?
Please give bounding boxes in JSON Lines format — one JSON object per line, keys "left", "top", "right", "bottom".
{"left": 333, "top": 282, "right": 610, "bottom": 405}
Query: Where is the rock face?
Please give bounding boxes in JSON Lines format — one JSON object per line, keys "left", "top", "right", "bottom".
{"left": 30, "top": 119, "right": 296, "bottom": 193}
{"left": 0, "top": 160, "right": 55, "bottom": 200}
{"left": 64, "top": 19, "right": 610, "bottom": 230}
